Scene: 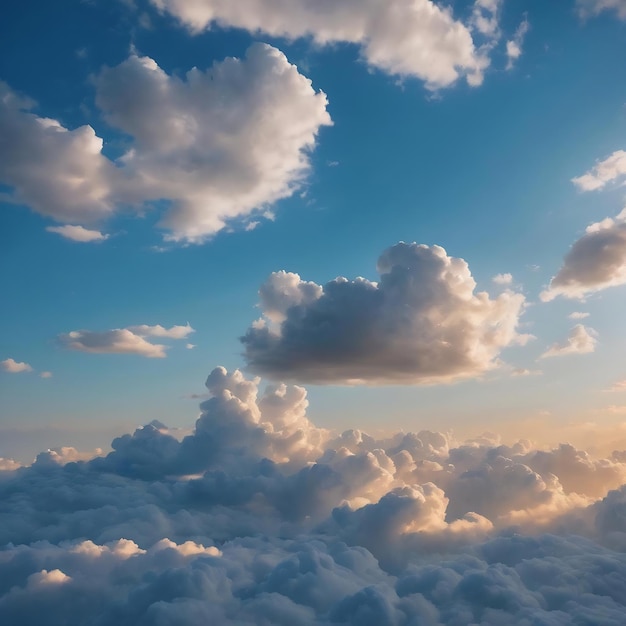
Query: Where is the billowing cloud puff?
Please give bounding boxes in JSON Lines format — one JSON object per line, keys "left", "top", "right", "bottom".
{"left": 577, "top": 0, "right": 626, "bottom": 19}
{"left": 540, "top": 324, "right": 598, "bottom": 358}
{"left": 57, "top": 323, "right": 194, "bottom": 358}
{"left": 0, "top": 358, "right": 33, "bottom": 373}
{"left": 45, "top": 225, "right": 109, "bottom": 243}
{"left": 0, "top": 44, "right": 331, "bottom": 243}
{"left": 541, "top": 209, "right": 626, "bottom": 300}
{"left": 150, "top": 0, "right": 498, "bottom": 90}
{"left": 2, "top": 367, "right": 626, "bottom": 624}
{"left": 242, "top": 242, "right": 528, "bottom": 384}
{"left": 572, "top": 150, "right": 626, "bottom": 191}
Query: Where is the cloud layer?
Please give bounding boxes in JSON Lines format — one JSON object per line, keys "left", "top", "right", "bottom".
{"left": 150, "top": 0, "right": 500, "bottom": 90}
{"left": 0, "top": 44, "right": 331, "bottom": 242}
{"left": 541, "top": 209, "right": 626, "bottom": 300}
{"left": 242, "top": 242, "right": 528, "bottom": 384}
{"left": 58, "top": 324, "right": 194, "bottom": 358}
{"left": 2, "top": 367, "right": 626, "bottom": 624}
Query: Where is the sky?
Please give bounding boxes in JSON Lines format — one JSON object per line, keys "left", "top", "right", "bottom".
{"left": 3, "top": 0, "right": 626, "bottom": 623}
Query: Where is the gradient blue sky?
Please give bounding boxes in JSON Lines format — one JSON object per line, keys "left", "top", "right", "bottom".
{"left": 2, "top": 0, "right": 626, "bottom": 461}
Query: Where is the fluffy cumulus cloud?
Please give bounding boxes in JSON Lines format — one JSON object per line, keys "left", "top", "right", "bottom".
{"left": 572, "top": 150, "right": 626, "bottom": 191}
{"left": 2, "top": 366, "right": 626, "bottom": 623}
{"left": 0, "top": 358, "right": 33, "bottom": 373}
{"left": 242, "top": 242, "right": 529, "bottom": 384}
{"left": 577, "top": 0, "right": 626, "bottom": 19}
{"left": 150, "top": 0, "right": 503, "bottom": 90}
{"left": 45, "top": 225, "right": 109, "bottom": 243}
{"left": 541, "top": 209, "right": 626, "bottom": 300}
{"left": 0, "top": 44, "right": 330, "bottom": 243}
{"left": 540, "top": 324, "right": 598, "bottom": 358}
{"left": 58, "top": 323, "right": 194, "bottom": 358}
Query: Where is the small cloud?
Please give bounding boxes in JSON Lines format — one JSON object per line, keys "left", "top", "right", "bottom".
{"left": 245, "top": 221, "right": 260, "bottom": 232}
{"left": 605, "top": 379, "right": 626, "bottom": 393}
{"left": 540, "top": 324, "right": 597, "bottom": 359}
{"left": 1, "top": 358, "right": 33, "bottom": 373}
{"left": 492, "top": 273, "right": 513, "bottom": 285}
{"left": 46, "top": 225, "right": 109, "bottom": 243}
{"left": 569, "top": 311, "right": 590, "bottom": 320}
{"left": 327, "top": 160, "right": 339, "bottom": 167}
{"left": 571, "top": 150, "right": 626, "bottom": 192}
{"left": 505, "top": 16, "right": 530, "bottom": 70}
{"left": 606, "top": 405, "right": 626, "bottom": 415}
{"left": 40, "top": 371, "right": 53, "bottom": 379}
{"left": 186, "top": 343, "right": 196, "bottom": 350}
{"left": 512, "top": 367, "right": 542, "bottom": 377}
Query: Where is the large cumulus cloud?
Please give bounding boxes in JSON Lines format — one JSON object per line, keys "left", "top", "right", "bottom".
{"left": 150, "top": 0, "right": 500, "bottom": 90}
{"left": 0, "top": 44, "right": 331, "bottom": 243}
{"left": 2, "top": 367, "right": 626, "bottom": 624}
{"left": 242, "top": 242, "right": 529, "bottom": 384}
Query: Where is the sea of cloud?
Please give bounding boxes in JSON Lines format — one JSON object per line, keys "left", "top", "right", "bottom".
{"left": 2, "top": 366, "right": 626, "bottom": 624}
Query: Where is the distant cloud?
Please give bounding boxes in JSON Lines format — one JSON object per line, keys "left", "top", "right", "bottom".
{"left": 58, "top": 323, "right": 194, "bottom": 358}
{"left": 577, "top": 0, "right": 626, "bottom": 19}
{"left": 541, "top": 209, "right": 626, "bottom": 300}
{"left": 492, "top": 272, "right": 513, "bottom": 285}
{"left": 185, "top": 343, "right": 196, "bottom": 350}
{"left": 605, "top": 379, "right": 626, "bottom": 392}
{"left": 0, "top": 44, "right": 331, "bottom": 243}
{"left": 572, "top": 150, "right": 626, "bottom": 191}
{"left": 39, "top": 371, "right": 53, "bottom": 379}
{"left": 540, "top": 324, "right": 597, "bottom": 358}
{"left": 0, "top": 358, "right": 33, "bottom": 373}
{"left": 569, "top": 311, "right": 590, "bottom": 320}
{"left": 150, "top": 0, "right": 498, "bottom": 90}
{"left": 242, "top": 242, "right": 529, "bottom": 384}
{"left": 505, "top": 16, "right": 530, "bottom": 70}
{"left": 46, "top": 225, "right": 109, "bottom": 242}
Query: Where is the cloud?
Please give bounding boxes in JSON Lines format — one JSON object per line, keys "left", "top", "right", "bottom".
{"left": 126, "top": 323, "right": 194, "bottom": 340}
{"left": 45, "top": 225, "right": 109, "bottom": 243}
{"left": 242, "top": 242, "right": 528, "bottom": 384}
{"left": 0, "top": 44, "right": 331, "bottom": 243}
{"left": 572, "top": 150, "right": 626, "bottom": 191}
{"left": 577, "top": 0, "right": 626, "bottom": 19}
{"left": 39, "top": 372, "right": 53, "bottom": 379}
{"left": 540, "top": 324, "right": 597, "bottom": 358}
{"left": 541, "top": 209, "right": 626, "bottom": 300}
{"left": 0, "top": 358, "right": 33, "bottom": 374}
{"left": 569, "top": 311, "right": 590, "bottom": 320}
{"left": 2, "top": 366, "right": 626, "bottom": 624}
{"left": 150, "top": 0, "right": 496, "bottom": 90}
{"left": 505, "top": 16, "right": 529, "bottom": 70}
{"left": 606, "top": 379, "right": 626, "bottom": 392}
{"left": 492, "top": 272, "right": 513, "bottom": 285}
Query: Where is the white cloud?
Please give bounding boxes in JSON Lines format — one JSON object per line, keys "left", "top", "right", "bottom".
{"left": 151, "top": 0, "right": 495, "bottom": 90}
{"left": 126, "top": 323, "right": 194, "bottom": 339}
{"left": 186, "top": 343, "right": 196, "bottom": 350}
{"left": 540, "top": 324, "right": 598, "bottom": 358}
{"left": 46, "top": 225, "right": 109, "bottom": 243}
{"left": 57, "top": 323, "right": 195, "bottom": 358}
{"left": 505, "top": 16, "right": 529, "bottom": 70}
{"left": 2, "top": 366, "right": 626, "bottom": 624}
{"left": 242, "top": 242, "right": 529, "bottom": 384}
{"left": 0, "top": 358, "right": 33, "bottom": 373}
{"left": 572, "top": 150, "right": 626, "bottom": 191}
{"left": 0, "top": 44, "right": 331, "bottom": 243}
{"left": 569, "top": 311, "right": 590, "bottom": 320}
{"left": 492, "top": 272, "right": 513, "bottom": 285}
{"left": 94, "top": 44, "right": 331, "bottom": 242}
{"left": 577, "top": 0, "right": 626, "bottom": 19}
{"left": 541, "top": 209, "right": 626, "bottom": 300}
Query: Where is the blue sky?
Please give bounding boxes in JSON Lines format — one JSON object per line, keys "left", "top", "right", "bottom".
{"left": 2, "top": 0, "right": 626, "bottom": 461}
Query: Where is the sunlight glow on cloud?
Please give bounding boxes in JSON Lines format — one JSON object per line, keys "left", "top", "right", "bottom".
{"left": 150, "top": 0, "right": 498, "bottom": 90}
{"left": 57, "top": 324, "right": 194, "bottom": 358}
{"left": 2, "top": 367, "right": 626, "bottom": 624}
{"left": 242, "top": 242, "right": 529, "bottom": 384}
{"left": 540, "top": 324, "right": 598, "bottom": 358}
{"left": 541, "top": 208, "right": 626, "bottom": 300}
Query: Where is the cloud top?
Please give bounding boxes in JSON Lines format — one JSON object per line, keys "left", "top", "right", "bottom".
{"left": 242, "top": 242, "right": 528, "bottom": 384}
